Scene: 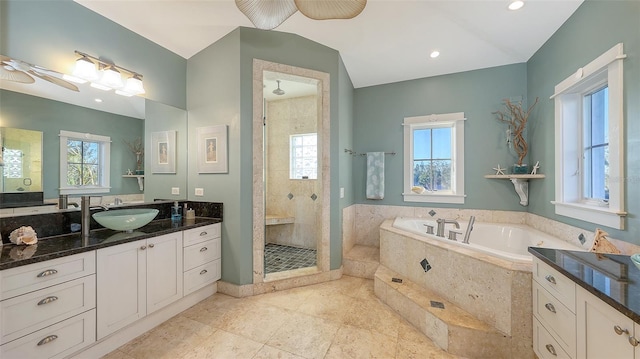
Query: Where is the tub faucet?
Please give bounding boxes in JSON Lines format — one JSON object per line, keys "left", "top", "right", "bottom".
{"left": 436, "top": 218, "right": 460, "bottom": 237}
{"left": 81, "top": 196, "right": 109, "bottom": 240}
{"left": 462, "top": 216, "right": 476, "bottom": 244}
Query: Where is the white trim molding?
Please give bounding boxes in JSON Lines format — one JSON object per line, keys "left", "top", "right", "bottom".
{"left": 403, "top": 112, "right": 466, "bottom": 204}
{"left": 552, "top": 43, "right": 626, "bottom": 229}
{"left": 59, "top": 130, "right": 112, "bottom": 195}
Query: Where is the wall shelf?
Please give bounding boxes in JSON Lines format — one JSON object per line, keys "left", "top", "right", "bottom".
{"left": 123, "top": 175, "right": 144, "bottom": 191}
{"left": 484, "top": 174, "right": 545, "bottom": 206}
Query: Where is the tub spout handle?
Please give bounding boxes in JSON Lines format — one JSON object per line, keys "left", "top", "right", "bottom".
{"left": 462, "top": 216, "right": 475, "bottom": 244}
{"left": 448, "top": 230, "right": 461, "bottom": 241}
{"left": 424, "top": 224, "right": 434, "bottom": 235}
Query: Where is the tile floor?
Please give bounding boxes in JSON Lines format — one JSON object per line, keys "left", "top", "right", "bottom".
{"left": 264, "top": 243, "right": 317, "bottom": 274}
{"left": 102, "top": 276, "right": 462, "bottom": 359}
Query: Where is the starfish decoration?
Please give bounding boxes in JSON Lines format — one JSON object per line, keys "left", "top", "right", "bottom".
{"left": 493, "top": 165, "right": 505, "bottom": 176}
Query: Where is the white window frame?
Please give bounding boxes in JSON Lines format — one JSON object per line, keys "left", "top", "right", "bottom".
{"left": 402, "top": 112, "right": 466, "bottom": 204}
{"left": 59, "top": 130, "right": 111, "bottom": 195}
{"left": 551, "top": 43, "right": 626, "bottom": 229}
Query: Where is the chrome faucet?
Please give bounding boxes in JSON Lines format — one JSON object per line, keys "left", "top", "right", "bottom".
{"left": 114, "top": 197, "right": 123, "bottom": 205}
{"left": 81, "top": 196, "right": 109, "bottom": 239}
{"left": 436, "top": 218, "right": 460, "bottom": 237}
{"left": 462, "top": 216, "right": 476, "bottom": 244}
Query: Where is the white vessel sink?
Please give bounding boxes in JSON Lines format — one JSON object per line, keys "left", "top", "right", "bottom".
{"left": 93, "top": 208, "right": 159, "bottom": 232}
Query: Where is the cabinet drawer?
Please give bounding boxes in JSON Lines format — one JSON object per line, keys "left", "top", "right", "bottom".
{"left": 534, "top": 318, "right": 572, "bottom": 359}
{"left": 183, "top": 223, "right": 220, "bottom": 247}
{"left": 534, "top": 282, "right": 576, "bottom": 358}
{"left": 533, "top": 258, "right": 576, "bottom": 311}
{"left": 184, "top": 238, "right": 221, "bottom": 271}
{"left": 0, "top": 309, "right": 96, "bottom": 359}
{"left": 1, "top": 252, "right": 96, "bottom": 300}
{"left": 184, "top": 259, "right": 221, "bottom": 296}
{"left": 1, "top": 275, "right": 96, "bottom": 344}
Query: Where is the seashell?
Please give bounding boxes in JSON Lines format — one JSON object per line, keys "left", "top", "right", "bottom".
{"left": 9, "top": 244, "right": 37, "bottom": 260}
{"left": 9, "top": 226, "right": 38, "bottom": 246}
{"left": 590, "top": 228, "right": 620, "bottom": 255}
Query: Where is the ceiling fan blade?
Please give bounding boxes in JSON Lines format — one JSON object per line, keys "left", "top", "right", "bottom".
{"left": 235, "top": 0, "right": 298, "bottom": 30}
{"left": 0, "top": 63, "right": 35, "bottom": 84}
{"left": 295, "top": 0, "right": 366, "bottom": 20}
{"left": 28, "top": 69, "right": 79, "bottom": 92}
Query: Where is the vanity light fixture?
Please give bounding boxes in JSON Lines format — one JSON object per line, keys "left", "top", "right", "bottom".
{"left": 71, "top": 51, "right": 145, "bottom": 96}
{"left": 508, "top": 0, "right": 525, "bottom": 11}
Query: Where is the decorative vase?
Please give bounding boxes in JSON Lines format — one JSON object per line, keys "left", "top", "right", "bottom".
{"left": 512, "top": 164, "right": 529, "bottom": 174}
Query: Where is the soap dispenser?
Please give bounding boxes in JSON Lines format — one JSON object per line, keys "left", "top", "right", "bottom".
{"left": 171, "top": 201, "right": 182, "bottom": 221}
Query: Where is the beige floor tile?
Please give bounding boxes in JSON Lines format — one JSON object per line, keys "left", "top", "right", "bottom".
{"left": 308, "top": 275, "right": 368, "bottom": 298}
{"left": 181, "top": 329, "right": 263, "bottom": 359}
{"left": 396, "top": 322, "right": 462, "bottom": 359}
{"left": 100, "top": 349, "right": 135, "bottom": 359}
{"left": 296, "top": 291, "right": 357, "bottom": 324}
{"left": 248, "top": 285, "right": 314, "bottom": 311}
{"left": 343, "top": 295, "right": 405, "bottom": 338}
{"left": 119, "top": 316, "right": 216, "bottom": 359}
{"left": 252, "top": 345, "right": 306, "bottom": 359}
{"left": 217, "top": 301, "right": 294, "bottom": 343}
{"left": 324, "top": 324, "right": 397, "bottom": 359}
{"left": 266, "top": 311, "right": 340, "bottom": 359}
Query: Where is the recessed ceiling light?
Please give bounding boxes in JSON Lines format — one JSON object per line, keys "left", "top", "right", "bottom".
{"left": 430, "top": 50, "right": 440, "bottom": 59}
{"left": 94, "top": 98, "right": 103, "bottom": 103}
{"left": 508, "top": 0, "right": 524, "bottom": 11}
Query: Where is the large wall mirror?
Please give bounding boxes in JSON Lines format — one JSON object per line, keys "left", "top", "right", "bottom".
{"left": 0, "top": 54, "right": 187, "bottom": 209}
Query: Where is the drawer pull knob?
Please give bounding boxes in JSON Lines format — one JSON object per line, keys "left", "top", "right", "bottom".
{"left": 200, "top": 247, "right": 208, "bottom": 252}
{"left": 545, "top": 303, "right": 556, "bottom": 314}
{"left": 545, "top": 274, "right": 556, "bottom": 285}
{"left": 614, "top": 325, "right": 630, "bottom": 335}
{"left": 200, "top": 269, "right": 208, "bottom": 275}
{"left": 629, "top": 336, "right": 639, "bottom": 347}
{"left": 149, "top": 243, "right": 155, "bottom": 248}
{"left": 37, "top": 296, "right": 59, "bottom": 306}
{"left": 37, "top": 335, "right": 58, "bottom": 346}
{"left": 200, "top": 231, "right": 208, "bottom": 236}
{"left": 37, "top": 269, "right": 58, "bottom": 278}
{"left": 140, "top": 245, "right": 147, "bottom": 250}
{"left": 545, "top": 344, "right": 557, "bottom": 356}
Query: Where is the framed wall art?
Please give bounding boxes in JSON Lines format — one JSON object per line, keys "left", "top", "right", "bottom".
{"left": 151, "top": 130, "right": 176, "bottom": 173}
{"left": 197, "top": 125, "right": 228, "bottom": 173}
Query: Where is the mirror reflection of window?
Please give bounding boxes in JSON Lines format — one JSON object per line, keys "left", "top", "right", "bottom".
{"left": 3, "top": 149, "right": 23, "bottom": 178}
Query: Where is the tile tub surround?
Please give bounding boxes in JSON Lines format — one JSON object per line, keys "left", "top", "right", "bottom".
{"left": 345, "top": 204, "right": 640, "bottom": 254}
{"left": 529, "top": 247, "right": 640, "bottom": 323}
{"left": 378, "top": 219, "right": 533, "bottom": 357}
{"left": 0, "top": 201, "right": 222, "bottom": 244}
{"left": 102, "top": 276, "right": 462, "bottom": 359}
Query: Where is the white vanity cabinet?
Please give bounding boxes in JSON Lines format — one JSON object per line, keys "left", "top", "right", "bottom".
{"left": 576, "top": 286, "right": 640, "bottom": 358}
{"left": 0, "top": 251, "right": 96, "bottom": 359}
{"left": 533, "top": 257, "right": 640, "bottom": 359}
{"left": 183, "top": 223, "right": 221, "bottom": 296}
{"left": 96, "top": 232, "right": 183, "bottom": 340}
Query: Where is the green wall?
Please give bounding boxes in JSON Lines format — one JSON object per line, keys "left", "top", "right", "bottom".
{"left": 527, "top": 0, "right": 640, "bottom": 243}
{"left": 0, "top": 89, "right": 143, "bottom": 198}
{"left": 353, "top": 63, "right": 528, "bottom": 210}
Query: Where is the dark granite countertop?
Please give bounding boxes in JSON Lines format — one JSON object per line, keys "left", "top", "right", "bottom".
{"left": 529, "top": 247, "right": 640, "bottom": 323}
{"left": 0, "top": 202, "right": 56, "bottom": 209}
{"left": 0, "top": 217, "right": 221, "bottom": 271}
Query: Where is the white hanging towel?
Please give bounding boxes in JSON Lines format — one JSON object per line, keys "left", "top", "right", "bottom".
{"left": 366, "top": 152, "right": 385, "bottom": 200}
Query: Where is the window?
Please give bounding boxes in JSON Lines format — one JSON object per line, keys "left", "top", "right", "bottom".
{"left": 59, "top": 130, "right": 111, "bottom": 195}
{"left": 290, "top": 133, "right": 317, "bottom": 179}
{"left": 3, "top": 148, "right": 23, "bottom": 178}
{"left": 552, "top": 43, "right": 626, "bottom": 229}
{"left": 403, "top": 112, "right": 465, "bottom": 204}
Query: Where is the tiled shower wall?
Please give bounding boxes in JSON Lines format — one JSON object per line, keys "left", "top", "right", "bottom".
{"left": 265, "top": 95, "right": 320, "bottom": 250}
{"left": 343, "top": 204, "right": 640, "bottom": 254}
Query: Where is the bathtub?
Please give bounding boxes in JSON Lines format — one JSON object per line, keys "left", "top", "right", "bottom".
{"left": 391, "top": 216, "right": 583, "bottom": 263}
{"left": 378, "top": 217, "right": 585, "bottom": 341}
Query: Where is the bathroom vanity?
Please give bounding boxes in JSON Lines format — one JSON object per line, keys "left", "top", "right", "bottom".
{"left": 530, "top": 247, "right": 640, "bottom": 359}
{"left": 0, "top": 217, "right": 221, "bottom": 358}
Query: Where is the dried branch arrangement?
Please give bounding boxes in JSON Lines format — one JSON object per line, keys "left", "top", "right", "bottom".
{"left": 124, "top": 137, "right": 144, "bottom": 171}
{"left": 493, "top": 97, "right": 538, "bottom": 165}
